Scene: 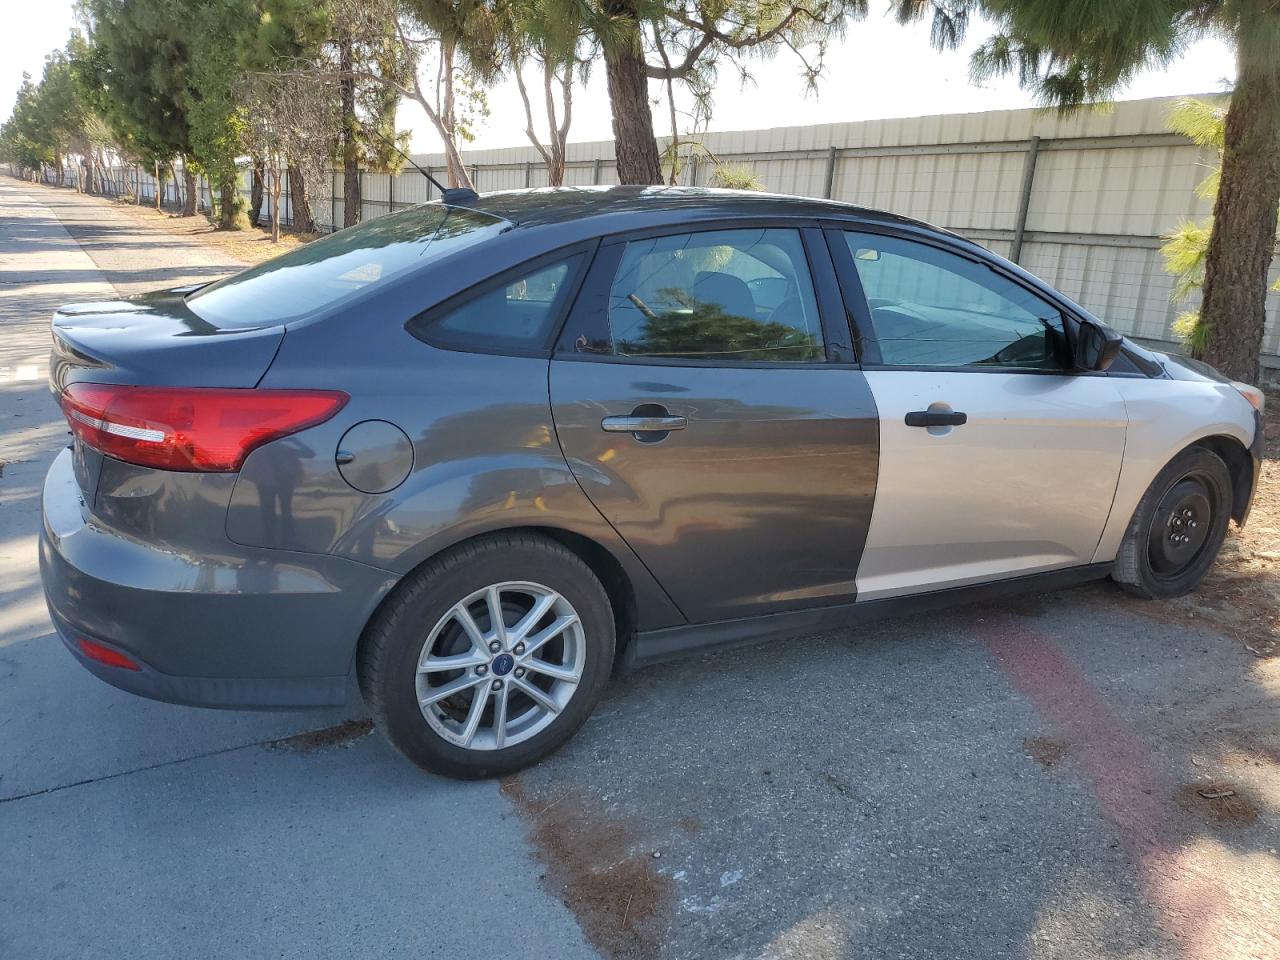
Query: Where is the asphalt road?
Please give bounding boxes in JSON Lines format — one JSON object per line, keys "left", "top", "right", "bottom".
{"left": 1, "top": 178, "right": 1277, "bottom": 960}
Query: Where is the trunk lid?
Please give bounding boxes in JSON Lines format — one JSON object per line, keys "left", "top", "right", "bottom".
{"left": 50, "top": 290, "right": 285, "bottom": 391}
{"left": 49, "top": 289, "right": 287, "bottom": 506}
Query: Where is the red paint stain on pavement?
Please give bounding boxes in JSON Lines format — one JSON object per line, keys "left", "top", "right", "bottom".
{"left": 982, "top": 621, "right": 1278, "bottom": 959}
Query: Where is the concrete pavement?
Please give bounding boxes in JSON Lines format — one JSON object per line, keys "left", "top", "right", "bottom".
{"left": 1, "top": 178, "right": 1277, "bottom": 960}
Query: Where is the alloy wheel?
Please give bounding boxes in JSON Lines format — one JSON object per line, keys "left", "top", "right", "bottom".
{"left": 415, "top": 581, "right": 586, "bottom": 751}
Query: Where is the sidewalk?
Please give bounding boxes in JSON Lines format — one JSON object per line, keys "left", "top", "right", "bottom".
{"left": 3, "top": 177, "right": 247, "bottom": 297}
{"left": 0, "top": 180, "right": 116, "bottom": 646}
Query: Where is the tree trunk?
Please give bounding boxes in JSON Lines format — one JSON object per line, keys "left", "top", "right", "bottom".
{"left": 270, "top": 169, "right": 281, "bottom": 243}
{"left": 250, "top": 159, "right": 264, "bottom": 226}
{"left": 340, "top": 35, "right": 360, "bottom": 228}
{"left": 546, "top": 60, "right": 570, "bottom": 186}
{"left": 436, "top": 40, "right": 471, "bottom": 189}
{"left": 602, "top": 0, "right": 661, "bottom": 185}
{"left": 135, "top": 165, "right": 141, "bottom": 204}
{"left": 84, "top": 151, "right": 95, "bottom": 195}
{"left": 287, "top": 163, "right": 317, "bottom": 233}
{"left": 1195, "top": 41, "right": 1280, "bottom": 384}
{"left": 218, "top": 177, "right": 237, "bottom": 229}
{"left": 154, "top": 161, "right": 162, "bottom": 211}
{"left": 181, "top": 165, "right": 197, "bottom": 216}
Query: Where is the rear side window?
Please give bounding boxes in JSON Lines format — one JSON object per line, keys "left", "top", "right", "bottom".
{"left": 410, "top": 254, "right": 584, "bottom": 354}
{"left": 844, "top": 232, "right": 1068, "bottom": 369}
{"left": 604, "top": 228, "right": 825, "bottom": 362}
{"left": 186, "top": 206, "right": 504, "bottom": 328}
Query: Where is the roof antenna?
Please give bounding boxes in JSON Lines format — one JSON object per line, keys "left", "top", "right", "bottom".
{"left": 365, "top": 126, "right": 479, "bottom": 205}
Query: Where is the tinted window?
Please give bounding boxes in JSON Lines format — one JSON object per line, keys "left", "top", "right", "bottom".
{"left": 605, "top": 229, "right": 824, "bottom": 362}
{"left": 412, "top": 256, "right": 581, "bottom": 353}
{"left": 845, "top": 233, "right": 1068, "bottom": 369}
{"left": 187, "top": 206, "right": 504, "bottom": 328}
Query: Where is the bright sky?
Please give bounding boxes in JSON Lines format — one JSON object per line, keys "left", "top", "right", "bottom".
{"left": 4, "top": 4, "right": 1237, "bottom": 153}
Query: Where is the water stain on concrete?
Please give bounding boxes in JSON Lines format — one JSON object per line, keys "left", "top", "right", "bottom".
{"left": 502, "top": 775, "right": 674, "bottom": 960}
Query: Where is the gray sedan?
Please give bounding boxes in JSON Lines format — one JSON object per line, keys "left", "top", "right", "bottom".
{"left": 40, "top": 186, "right": 1263, "bottom": 778}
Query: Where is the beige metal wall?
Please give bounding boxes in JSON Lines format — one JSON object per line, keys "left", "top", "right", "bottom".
{"left": 393, "top": 95, "right": 1278, "bottom": 362}
{"left": 98, "top": 95, "right": 1270, "bottom": 361}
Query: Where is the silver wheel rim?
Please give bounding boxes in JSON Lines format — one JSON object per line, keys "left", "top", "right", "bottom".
{"left": 415, "top": 580, "right": 586, "bottom": 751}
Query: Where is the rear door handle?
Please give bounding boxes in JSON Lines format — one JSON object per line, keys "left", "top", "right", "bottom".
{"left": 601, "top": 415, "right": 688, "bottom": 433}
{"left": 905, "top": 410, "right": 967, "bottom": 427}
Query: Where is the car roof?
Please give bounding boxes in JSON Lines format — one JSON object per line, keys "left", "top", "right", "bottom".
{"left": 453, "top": 185, "right": 965, "bottom": 240}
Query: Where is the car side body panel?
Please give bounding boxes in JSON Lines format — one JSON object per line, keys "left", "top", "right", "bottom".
{"left": 229, "top": 313, "right": 686, "bottom": 632}
{"left": 856, "top": 369, "right": 1128, "bottom": 599}
{"left": 551, "top": 359, "right": 879, "bottom": 622}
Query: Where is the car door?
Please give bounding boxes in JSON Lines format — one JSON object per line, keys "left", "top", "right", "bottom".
{"left": 828, "top": 226, "right": 1128, "bottom": 600}
{"left": 549, "top": 224, "right": 878, "bottom": 623}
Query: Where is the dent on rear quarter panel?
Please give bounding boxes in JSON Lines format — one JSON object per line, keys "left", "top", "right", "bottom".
{"left": 229, "top": 331, "right": 685, "bottom": 632}
{"left": 1091, "top": 378, "right": 1256, "bottom": 564}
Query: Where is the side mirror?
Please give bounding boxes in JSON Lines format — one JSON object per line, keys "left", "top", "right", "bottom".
{"left": 1076, "top": 320, "right": 1123, "bottom": 372}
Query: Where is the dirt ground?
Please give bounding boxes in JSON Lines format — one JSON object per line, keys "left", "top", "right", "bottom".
{"left": 102, "top": 195, "right": 319, "bottom": 265}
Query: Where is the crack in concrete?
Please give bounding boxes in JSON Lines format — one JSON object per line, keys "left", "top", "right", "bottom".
{"left": 0, "top": 720, "right": 371, "bottom": 805}
{"left": 0, "top": 739, "right": 274, "bottom": 805}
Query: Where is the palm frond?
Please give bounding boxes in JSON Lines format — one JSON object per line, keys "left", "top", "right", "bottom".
{"left": 1167, "top": 95, "right": 1227, "bottom": 149}
{"left": 971, "top": 0, "right": 1199, "bottom": 108}
{"left": 892, "top": 1, "right": 975, "bottom": 51}
{"left": 1161, "top": 219, "right": 1211, "bottom": 302}
{"left": 1172, "top": 309, "right": 1211, "bottom": 353}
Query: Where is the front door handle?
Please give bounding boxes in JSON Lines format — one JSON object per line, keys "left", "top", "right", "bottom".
{"left": 601, "top": 415, "right": 688, "bottom": 433}
{"left": 905, "top": 410, "right": 967, "bottom": 427}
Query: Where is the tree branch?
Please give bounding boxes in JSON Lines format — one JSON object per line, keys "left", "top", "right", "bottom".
{"left": 514, "top": 60, "right": 553, "bottom": 166}
{"left": 645, "top": 31, "right": 715, "bottom": 80}
{"left": 666, "top": 5, "right": 821, "bottom": 53}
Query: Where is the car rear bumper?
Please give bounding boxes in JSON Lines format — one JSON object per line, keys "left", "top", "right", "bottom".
{"left": 40, "top": 448, "right": 399, "bottom": 709}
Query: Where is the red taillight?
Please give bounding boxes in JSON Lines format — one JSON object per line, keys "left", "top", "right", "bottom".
{"left": 60, "top": 383, "right": 348, "bottom": 472}
{"left": 77, "top": 638, "right": 141, "bottom": 671}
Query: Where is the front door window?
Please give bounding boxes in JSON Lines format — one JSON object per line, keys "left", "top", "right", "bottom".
{"left": 843, "top": 232, "right": 1069, "bottom": 370}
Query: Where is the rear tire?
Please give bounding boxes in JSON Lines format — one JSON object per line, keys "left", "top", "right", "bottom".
{"left": 359, "top": 533, "right": 615, "bottom": 779}
{"left": 1112, "top": 447, "right": 1232, "bottom": 599}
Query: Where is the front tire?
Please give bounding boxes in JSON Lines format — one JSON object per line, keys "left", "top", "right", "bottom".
{"left": 359, "top": 533, "right": 615, "bottom": 779}
{"left": 1113, "top": 446, "right": 1233, "bottom": 599}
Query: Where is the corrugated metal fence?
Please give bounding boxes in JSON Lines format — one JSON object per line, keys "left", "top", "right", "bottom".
{"left": 59, "top": 95, "right": 1280, "bottom": 363}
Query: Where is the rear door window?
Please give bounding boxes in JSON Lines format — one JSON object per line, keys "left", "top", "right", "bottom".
{"left": 186, "top": 206, "right": 504, "bottom": 328}
{"left": 603, "top": 228, "right": 825, "bottom": 362}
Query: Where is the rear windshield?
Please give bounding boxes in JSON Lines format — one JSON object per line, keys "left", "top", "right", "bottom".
{"left": 186, "top": 205, "right": 505, "bottom": 328}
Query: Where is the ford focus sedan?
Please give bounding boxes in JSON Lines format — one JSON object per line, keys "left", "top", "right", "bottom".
{"left": 40, "top": 186, "right": 1263, "bottom": 778}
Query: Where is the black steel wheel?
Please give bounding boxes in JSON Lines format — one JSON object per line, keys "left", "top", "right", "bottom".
{"left": 1114, "top": 446, "right": 1233, "bottom": 599}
